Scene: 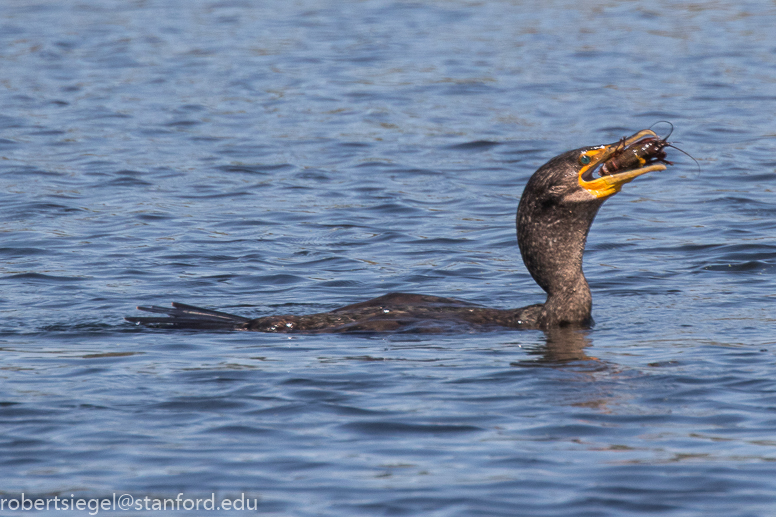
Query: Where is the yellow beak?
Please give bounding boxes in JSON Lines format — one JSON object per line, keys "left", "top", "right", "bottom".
{"left": 578, "top": 129, "right": 667, "bottom": 199}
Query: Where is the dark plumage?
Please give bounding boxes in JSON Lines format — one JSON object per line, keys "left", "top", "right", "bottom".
{"left": 127, "top": 129, "right": 669, "bottom": 332}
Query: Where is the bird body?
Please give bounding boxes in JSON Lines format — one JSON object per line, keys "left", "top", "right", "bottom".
{"left": 127, "top": 129, "right": 670, "bottom": 332}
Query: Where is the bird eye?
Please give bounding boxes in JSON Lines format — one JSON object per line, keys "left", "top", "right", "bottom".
{"left": 579, "top": 154, "right": 591, "bottom": 165}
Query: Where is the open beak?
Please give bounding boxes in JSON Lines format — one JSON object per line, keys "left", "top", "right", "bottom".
{"left": 578, "top": 129, "right": 668, "bottom": 199}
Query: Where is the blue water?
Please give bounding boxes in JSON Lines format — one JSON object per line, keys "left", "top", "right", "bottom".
{"left": 1, "top": 0, "right": 776, "bottom": 515}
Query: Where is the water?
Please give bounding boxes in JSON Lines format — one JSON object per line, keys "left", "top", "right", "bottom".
{"left": 1, "top": 0, "right": 775, "bottom": 515}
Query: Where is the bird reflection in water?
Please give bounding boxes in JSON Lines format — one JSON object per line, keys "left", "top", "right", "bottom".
{"left": 509, "top": 329, "right": 599, "bottom": 366}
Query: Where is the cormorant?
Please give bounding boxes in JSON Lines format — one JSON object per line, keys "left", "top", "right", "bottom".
{"left": 126, "top": 129, "right": 670, "bottom": 332}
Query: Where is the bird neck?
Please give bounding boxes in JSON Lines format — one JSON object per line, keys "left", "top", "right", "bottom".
{"left": 540, "top": 275, "right": 593, "bottom": 327}
{"left": 517, "top": 189, "right": 603, "bottom": 328}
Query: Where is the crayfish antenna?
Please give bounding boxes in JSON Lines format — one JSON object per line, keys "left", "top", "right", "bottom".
{"left": 649, "top": 120, "right": 674, "bottom": 140}
{"left": 667, "top": 143, "right": 701, "bottom": 176}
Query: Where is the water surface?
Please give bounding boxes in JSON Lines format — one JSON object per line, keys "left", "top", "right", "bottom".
{"left": 1, "top": 0, "right": 775, "bottom": 515}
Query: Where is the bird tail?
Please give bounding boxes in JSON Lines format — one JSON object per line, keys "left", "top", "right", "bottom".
{"left": 125, "top": 302, "right": 251, "bottom": 330}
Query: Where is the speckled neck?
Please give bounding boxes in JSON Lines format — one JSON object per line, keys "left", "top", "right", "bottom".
{"left": 516, "top": 161, "right": 605, "bottom": 327}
